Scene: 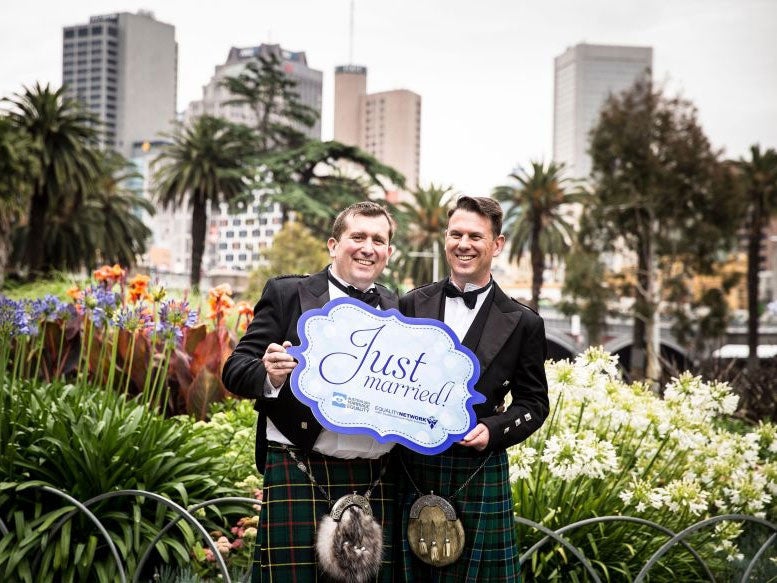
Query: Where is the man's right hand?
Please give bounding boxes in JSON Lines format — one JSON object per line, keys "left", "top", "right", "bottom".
{"left": 262, "top": 341, "right": 297, "bottom": 387}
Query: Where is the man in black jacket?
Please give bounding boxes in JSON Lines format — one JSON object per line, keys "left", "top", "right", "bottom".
{"left": 397, "top": 196, "right": 549, "bottom": 582}
{"left": 222, "top": 201, "right": 398, "bottom": 582}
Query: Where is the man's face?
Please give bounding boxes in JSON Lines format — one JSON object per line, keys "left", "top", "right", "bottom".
{"left": 445, "top": 209, "right": 504, "bottom": 288}
{"left": 328, "top": 213, "right": 394, "bottom": 290}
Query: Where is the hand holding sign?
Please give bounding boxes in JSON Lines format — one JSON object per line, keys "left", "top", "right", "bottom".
{"left": 285, "top": 298, "right": 485, "bottom": 454}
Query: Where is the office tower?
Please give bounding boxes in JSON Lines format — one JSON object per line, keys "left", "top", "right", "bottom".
{"left": 176, "top": 44, "right": 323, "bottom": 275}
{"left": 62, "top": 11, "right": 177, "bottom": 155}
{"left": 334, "top": 66, "right": 421, "bottom": 201}
{"left": 553, "top": 43, "right": 652, "bottom": 178}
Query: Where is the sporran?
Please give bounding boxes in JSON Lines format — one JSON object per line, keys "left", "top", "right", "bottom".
{"left": 402, "top": 452, "right": 492, "bottom": 568}
{"left": 283, "top": 445, "right": 386, "bottom": 583}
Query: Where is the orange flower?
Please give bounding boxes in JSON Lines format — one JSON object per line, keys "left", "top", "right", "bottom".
{"left": 207, "top": 283, "right": 235, "bottom": 322}
{"left": 66, "top": 285, "right": 82, "bottom": 302}
{"left": 93, "top": 263, "right": 126, "bottom": 285}
{"left": 127, "top": 274, "right": 151, "bottom": 304}
{"left": 235, "top": 300, "right": 254, "bottom": 331}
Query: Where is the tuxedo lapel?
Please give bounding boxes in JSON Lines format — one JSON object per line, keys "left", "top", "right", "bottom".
{"left": 412, "top": 281, "right": 446, "bottom": 319}
{"left": 475, "top": 284, "right": 522, "bottom": 372}
{"left": 298, "top": 269, "right": 330, "bottom": 312}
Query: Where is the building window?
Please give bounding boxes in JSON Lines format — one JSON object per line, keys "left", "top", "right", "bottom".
{"left": 91, "top": 25, "right": 103, "bottom": 35}
{"left": 225, "top": 254, "right": 234, "bottom": 261}
{"left": 238, "top": 254, "right": 247, "bottom": 261}
{"left": 77, "top": 27, "right": 88, "bottom": 37}
{"left": 64, "top": 29, "right": 75, "bottom": 39}
{"left": 108, "top": 27, "right": 117, "bottom": 37}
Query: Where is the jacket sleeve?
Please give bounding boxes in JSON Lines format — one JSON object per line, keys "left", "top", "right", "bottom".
{"left": 222, "top": 278, "right": 288, "bottom": 400}
{"left": 479, "top": 312, "right": 550, "bottom": 451}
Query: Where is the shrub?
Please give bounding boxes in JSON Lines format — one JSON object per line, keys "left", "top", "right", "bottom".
{"left": 512, "top": 347, "right": 777, "bottom": 581}
{"left": 0, "top": 379, "right": 253, "bottom": 582}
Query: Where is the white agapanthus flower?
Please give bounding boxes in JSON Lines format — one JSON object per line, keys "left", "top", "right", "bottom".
{"left": 508, "top": 445, "right": 537, "bottom": 482}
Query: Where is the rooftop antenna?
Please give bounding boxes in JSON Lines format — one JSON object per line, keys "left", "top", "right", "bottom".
{"left": 348, "top": 0, "right": 355, "bottom": 63}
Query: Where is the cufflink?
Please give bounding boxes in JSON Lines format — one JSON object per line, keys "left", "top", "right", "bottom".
{"left": 301, "top": 422, "right": 308, "bottom": 429}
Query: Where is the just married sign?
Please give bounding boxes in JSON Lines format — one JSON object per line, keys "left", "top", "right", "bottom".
{"left": 285, "top": 298, "right": 485, "bottom": 454}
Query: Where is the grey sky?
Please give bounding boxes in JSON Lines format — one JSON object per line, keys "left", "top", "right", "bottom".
{"left": 2, "top": 0, "right": 775, "bottom": 195}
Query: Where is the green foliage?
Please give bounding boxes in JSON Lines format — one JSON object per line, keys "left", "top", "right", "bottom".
{"left": 220, "top": 51, "right": 317, "bottom": 152}
{"left": 513, "top": 349, "right": 777, "bottom": 581}
{"left": 263, "top": 140, "right": 405, "bottom": 236}
{"left": 245, "top": 222, "right": 329, "bottom": 298}
{"left": 0, "top": 379, "right": 248, "bottom": 582}
{"left": 588, "top": 76, "right": 743, "bottom": 378}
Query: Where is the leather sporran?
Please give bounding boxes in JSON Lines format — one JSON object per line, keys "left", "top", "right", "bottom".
{"left": 407, "top": 494, "right": 465, "bottom": 567}
{"left": 316, "top": 493, "right": 383, "bottom": 583}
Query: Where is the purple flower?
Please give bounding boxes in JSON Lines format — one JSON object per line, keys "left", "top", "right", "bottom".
{"left": 156, "top": 299, "right": 198, "bottom": 345}
{"left": 30, "top": 294, "right": 68, "bottom": 323}
{"left": 0, "top": 296, "right": 31, "bottom": 337}
{"left": 80, "top": 286, "right": 120, "bottom": 327}
{"left": 116, "top": 304, "right": 153, "bottom": 333}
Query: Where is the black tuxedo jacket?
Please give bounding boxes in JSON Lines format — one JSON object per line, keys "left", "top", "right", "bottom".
{"left": 399, "top": 279, "right": 549, "bottom": 453}
{"left": 222, "top": 268, "right": 398, "bottom": 472}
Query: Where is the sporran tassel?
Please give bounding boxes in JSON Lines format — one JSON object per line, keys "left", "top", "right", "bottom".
{"left": 418, "top": 537, "right": 427, "bottom": 555}
{"left": 430, "top": 540, "right": 439, "bottom": 561}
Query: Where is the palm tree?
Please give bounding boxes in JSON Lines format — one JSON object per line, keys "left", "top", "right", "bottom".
{"left": 493, "top": 160, "right": 586, "bottom": 311}
{"left": 4, "top": 83, "right": 101, "bottom": 278}
{"left": 0, "top": 116, "right": 36, "bottom": 286}
{"left": 739, "top": 145, "right": 777, "bottom": 371}
{"left": 84, "top": 151, "right": 153, "bottom": 268}
{"left": 395, "top": 184, "right": 456, "bottom": 286}
{"left": 153, "top": 116, "right": 256, "bottom": 290}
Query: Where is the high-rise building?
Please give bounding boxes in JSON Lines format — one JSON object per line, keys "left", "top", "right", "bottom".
{"left": 160, "top": 44, "right": 323, "bottom": 275}
{"left": 334, "top": 66, "right": 421, "bottom": 201}
{"left": 553, "top": 43, "right": 652, "bottom": 178}
{"left": 62, "top": 11, "right": 177, "bottom": 155}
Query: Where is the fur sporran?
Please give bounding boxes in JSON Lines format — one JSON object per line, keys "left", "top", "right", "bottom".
{"left": 316, "top": 493, "right": 383, "bottom": 583}
{"left": 407, "top": 494, "right": 465, "bottom": 567}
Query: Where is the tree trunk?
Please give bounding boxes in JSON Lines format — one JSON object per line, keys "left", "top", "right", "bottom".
{"left": 0, "top": 208, "right": 13, "bottom": 288}
{"left": 530, "top": 220, "right": 543, "bottom": 311}
{"left": 190, "top": 194, "right": 207, "bottom": 292}
{"left": 747, "top": 202, "right": 763, "bottom": 372}
{"left": 23, "top": 185, "right": 48, "bottom": 280}
{"left": 630, "top": 235, "right": 651, "bottom": 381}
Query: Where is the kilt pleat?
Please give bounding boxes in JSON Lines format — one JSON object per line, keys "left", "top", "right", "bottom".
{"left": 252, "top": 443, "right": 395, "bottom": 583}
{"left": 397, "top": 449, "right": 520, "bottom": 583}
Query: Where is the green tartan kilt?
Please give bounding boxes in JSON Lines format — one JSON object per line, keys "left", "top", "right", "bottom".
{"left": 252, "top": 443, "right": 395, "bottom": 583}
{"left": 397, "top": 448, "right": 520, "bottom": 583}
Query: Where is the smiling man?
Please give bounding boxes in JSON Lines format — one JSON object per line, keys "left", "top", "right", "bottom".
{"left": 223, "top": 201, "right": 398, "bottom": 582}
{"left": 397, "top": 196, "right": 550, "bottom": 582}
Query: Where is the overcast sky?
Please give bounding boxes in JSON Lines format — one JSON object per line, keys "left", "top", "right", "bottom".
{"left": 2, "top": 0, "right": 775, "bottom": 195}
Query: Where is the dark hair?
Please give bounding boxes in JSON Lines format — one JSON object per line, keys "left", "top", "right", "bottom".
{"left": 448, "top": 196, "right": 503, "bottom": 238}
{"left": 331, "top": 201, "right": 395, "bottom": 241}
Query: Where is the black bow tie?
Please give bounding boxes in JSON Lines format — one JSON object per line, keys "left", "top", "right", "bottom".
{"left": 328, "top": 272, "right": 381, "bottom": 307}
{"left": 443, "top": 279, "right": 490, "bottom": 309}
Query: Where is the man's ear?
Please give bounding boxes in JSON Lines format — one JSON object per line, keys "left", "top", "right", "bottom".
{"left": 493, "top": 234, "right": 506, "bottom": 256}
{"left": 387, "top": 244, "right": 394, "bottom": 259}
{"left": 327, "top": 237, "right": 337, "bottom": 258}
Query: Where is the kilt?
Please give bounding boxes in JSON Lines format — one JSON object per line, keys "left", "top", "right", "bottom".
{"left": 397, "top": 448, "right": 520, "bottom": 583}
{"left": 252, "top": 443, "right": 395, "bottom": 583}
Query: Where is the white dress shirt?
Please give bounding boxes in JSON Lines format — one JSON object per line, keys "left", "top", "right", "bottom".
{"left": 444, "top": 280, "right": 492, "bottom": 341}
{"left": 263, "top": 268, "right": 394, "bottom": 458}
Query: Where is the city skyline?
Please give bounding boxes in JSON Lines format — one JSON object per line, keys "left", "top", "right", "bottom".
{"left": 1, "top": 0, "right": 775, "bottom": 197}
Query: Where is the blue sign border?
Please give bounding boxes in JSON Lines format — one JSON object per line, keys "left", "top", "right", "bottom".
{"left": 286, "top": 297, "right": 485, "bottom": 455}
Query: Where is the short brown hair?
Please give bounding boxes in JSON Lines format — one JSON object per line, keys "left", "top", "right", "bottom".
{"left": 448, "top": 196, "right": 503, "bottom": 238}
{"left": 331, "top": 201, "right": 396, "bottom": 241}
